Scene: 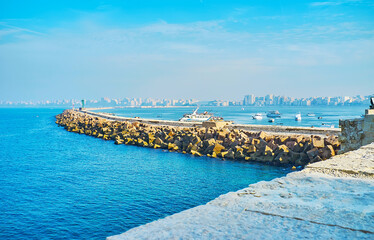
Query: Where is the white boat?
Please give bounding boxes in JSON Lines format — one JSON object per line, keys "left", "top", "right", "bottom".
{"left": 179, "top": 108, "right": 222, "bottom": 122}
{"left": 252, "top": 113, "right": 263, "bottom": 120}
{"left": 307, "top": 113, "right": 315, "bottom": 117}
{"left": 295, "top": 113, "right": 302, "bottom": 121}
{"left": 267, "top": 110, "right": 281, "bottom": 118}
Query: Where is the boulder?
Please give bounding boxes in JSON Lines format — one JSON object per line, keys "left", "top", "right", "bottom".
{"left": 286, "top": 141, "right": 297, "bottom": 151}
{"left": 245, "top": 145, "right": 257, "bottom": 154}
{"left": 155, "top": 137, "right": 165, "bottom": 146}
{"left": 274, "top": 152, "right": 291, "bottom": 165}
{"left": 324, "top": 136, "right": 340, "bottom": 149}
{"left": 275, "top": 136, "right": 289, "bottom": 144}
{"left": 263, "top": 145, "right": 273, "bottom": 156}
{"left": 290, "top": 135, "right": 303, "bottom": 143}
{"left": 274, "top": 144, "right": 289, "bottom": 155}
{"left": 302, "top": 142, "right": 313, "bottom": 153}
{"left": 294, "top": 153, "right": 309, "bottom": 166}
{"left": 293, "top": 143, "right": 304, "bottom": 152}
{"left": 203, "top": 138, "right": 216, "bottom": 148}
{"left": 319, "top": 145, "right": 335, "bottom": 160}
{"left": 266, "top": 140, "right": 278, "bottom": 151}
{"left": 312, "top": 137, "right": 325, "bottom": 148}
{"left": 213, "top": 143, "right": 225, "bottom": 154}
{"left": 204, "top": 144, "right": 215, "bottom": 155}
{"left": 225, "top": 149, "right": 235, "bottom": 159}
{"left": 257, "top": 131, "right": 267, "bottom": 139}
{"left": 217, "top": 129, "right": 229, "bottom": 140}
{"left": 234, "top": 151, "right": 245, "bottom": 159}
{"left": 191, "top": 136, "right": 202, "bottom": 145}
{"left": 307, "top": 148, "right": 319, "bottom": 161}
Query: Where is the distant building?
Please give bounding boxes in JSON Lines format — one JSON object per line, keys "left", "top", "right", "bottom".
{"left": 243, "top": 94, "right": 255, "bottom": 105}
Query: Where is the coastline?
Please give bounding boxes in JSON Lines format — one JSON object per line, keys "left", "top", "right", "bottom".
{"left": 108, "top": 143, "right": 374, "bottom": 239}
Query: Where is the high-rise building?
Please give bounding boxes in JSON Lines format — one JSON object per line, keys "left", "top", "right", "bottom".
{"left": 243, "top": 94, "right": 255, "bottom": 105}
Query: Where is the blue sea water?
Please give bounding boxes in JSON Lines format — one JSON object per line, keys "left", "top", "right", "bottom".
{"left": 0, "top": 108, "right": 293, "bottom": 240}
{"left": 96, "top": 105, "right": 365, "bottom": 128}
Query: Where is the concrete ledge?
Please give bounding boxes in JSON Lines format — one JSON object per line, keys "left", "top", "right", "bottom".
{"left": 304, "top": 143, "right": 374, "bottom": 179}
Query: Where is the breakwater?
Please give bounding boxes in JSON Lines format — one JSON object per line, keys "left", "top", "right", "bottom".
{"left": 56, "top": 109, "right": 340, "bottom": 166}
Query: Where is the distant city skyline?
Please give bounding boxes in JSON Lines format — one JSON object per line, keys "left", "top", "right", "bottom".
{"left": 1, "top": 1, "right": 374, "bottom": 101}
{"left": 1, "top": 93, "right": 370, "bottom": 107}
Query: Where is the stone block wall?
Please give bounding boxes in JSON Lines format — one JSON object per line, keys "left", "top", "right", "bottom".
{"left": 363, "top": 111, "right": 374, "bottom": 145}
{"left": 339, "top": 118, "right": 364, "bottom": 153}
{"left": 339, "top": 109, "right": 374, "bottom": 153}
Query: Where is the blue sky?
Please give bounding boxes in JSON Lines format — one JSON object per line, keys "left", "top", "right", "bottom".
{"left": 0, "top": 0, "right": 373, "bottom": 101}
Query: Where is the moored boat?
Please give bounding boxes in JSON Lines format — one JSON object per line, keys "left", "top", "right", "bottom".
{"left": 267, "top": 110, "right": 281, "bottom": 118}
{"left": 252, "top": 113, "right": 263, "bottom": 120}
{"left": 295, "top": 113, "right": 302, "bottom": 121}
{"left": 179, "top": 108, "right": 223, "bottom": 122}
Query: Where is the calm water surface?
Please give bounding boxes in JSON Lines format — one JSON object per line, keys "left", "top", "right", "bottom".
{"left": 98, "top": 105, "right": 365, "bottom": 128}
{"left": 0, "top": 108, "right": 291, "bottom": 239}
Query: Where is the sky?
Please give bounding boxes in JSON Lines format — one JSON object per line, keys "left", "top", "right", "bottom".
{"left": 0, "top": 0, "right": 373, "bottom": 101}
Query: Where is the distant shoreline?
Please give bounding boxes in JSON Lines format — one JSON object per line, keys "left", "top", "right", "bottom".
{"left": 0, "top": 105, "right": 368, "bottom": 109}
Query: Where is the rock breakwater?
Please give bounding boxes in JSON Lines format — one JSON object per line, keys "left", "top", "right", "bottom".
{"left": 56, "top": 110, "right": 341, "bottom": 166}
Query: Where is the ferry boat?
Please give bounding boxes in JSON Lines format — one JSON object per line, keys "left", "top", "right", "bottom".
{"left": 295, "top": 113, "right": 302, "bottom": 121}
{"left": 179, "top": 108, "right": 223, "bottom": 122}
{"left": 266, "top": 110, "right": 281, "bottom": 118}
{"left": 252, "top": 113, "right": 263, "bottom": 120}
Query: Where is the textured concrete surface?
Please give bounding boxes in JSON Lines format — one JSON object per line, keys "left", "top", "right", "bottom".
{"left": 108, "top": 143, "right": 374, "bottom": 240}
{"left": 305, "top": 143, "right": 374, "bottom": 179}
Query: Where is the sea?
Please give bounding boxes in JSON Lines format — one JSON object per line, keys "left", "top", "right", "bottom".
{"left": 0, "top": 106, "right": 366, "bottom": 239}
{"left": 93, "top": 105, "right": 365, "bottom": 128}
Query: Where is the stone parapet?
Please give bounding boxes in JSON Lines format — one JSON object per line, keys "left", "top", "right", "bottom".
{"left": 339, "top": 108, "right": 374, "bottom": 153}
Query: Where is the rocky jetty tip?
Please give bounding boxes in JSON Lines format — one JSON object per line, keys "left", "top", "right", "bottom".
{"left": 56, "top": 109, "right": 341, "bottom": 166}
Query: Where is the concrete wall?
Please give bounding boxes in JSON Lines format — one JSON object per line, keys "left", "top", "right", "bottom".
{"left": 363, "top": 109, "right": 374, "bottom": 145}
{"left": 339, "top": 109, "right": 374, "bottom": 153}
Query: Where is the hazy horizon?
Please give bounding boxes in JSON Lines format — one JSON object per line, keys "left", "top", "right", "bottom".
{"left": 1, "top": 0, "right": 373, "bottom": 101}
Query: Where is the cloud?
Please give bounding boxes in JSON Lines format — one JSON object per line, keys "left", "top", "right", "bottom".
{"left": 138, "top": 20, "right": 223, "bottom": 36}
{"left": 310, "top": 0, "right": 362, "bottom": 7}
{"left": 0, "top": 22, "right": 45, "bottom": 42}
{"left": 0, "top": 22, "right": 44, "bottom": 35}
